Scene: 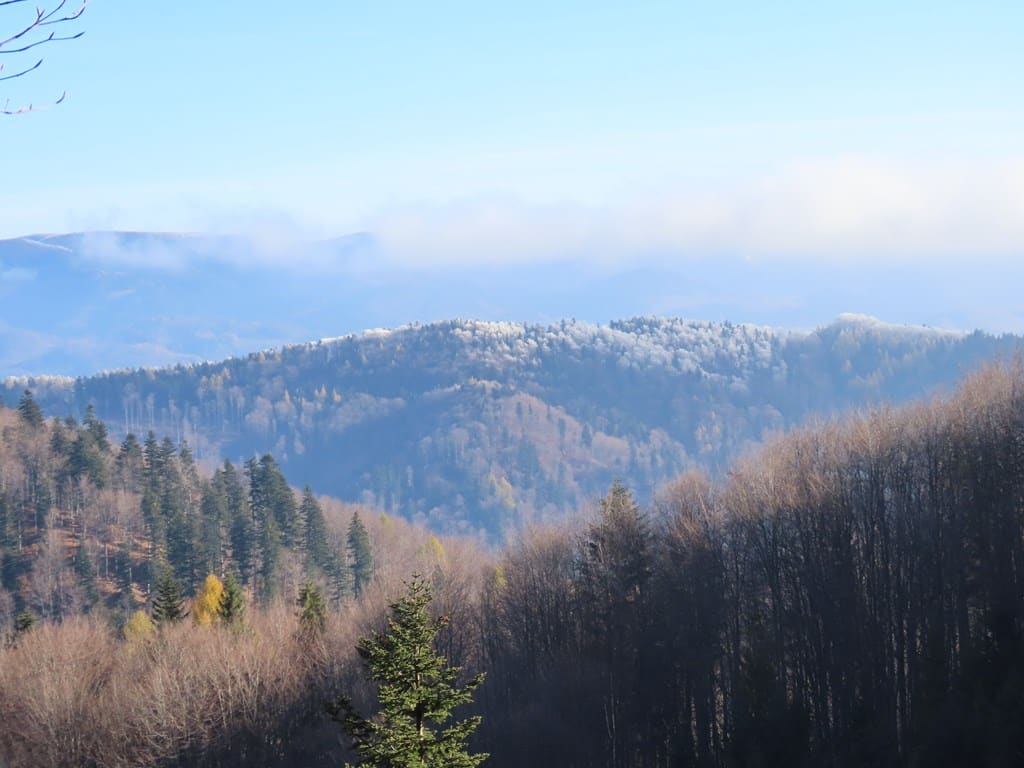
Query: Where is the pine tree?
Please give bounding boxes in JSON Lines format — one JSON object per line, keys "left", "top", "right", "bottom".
{"left": 329, "top": 576, "right": 487, "bottom": 768}
{"left": 347, "top": 512, "right": 373, "bottom": 597}
{"left": 218, "top": 571, "right": 246, "bottom": 627}
{"left": 151, "top": 568, "right": 187, "bottom": 626}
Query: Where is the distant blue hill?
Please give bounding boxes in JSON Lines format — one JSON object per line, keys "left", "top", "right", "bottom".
{"left": 1, "top": 230, "right": 1007, "bottom": 378}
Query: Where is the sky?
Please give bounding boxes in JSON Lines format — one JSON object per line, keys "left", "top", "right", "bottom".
{"left": 2, "top": 1, "right": 1024, "bottom": 331}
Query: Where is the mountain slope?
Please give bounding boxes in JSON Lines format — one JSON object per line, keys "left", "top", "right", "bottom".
{"left": 8, "top": 315, "right": 1017, "bottom": 540}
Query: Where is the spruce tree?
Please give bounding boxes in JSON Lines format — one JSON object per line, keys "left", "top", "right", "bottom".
{"left": 329, "top": 576, "right": 487, "bottom": 768}
{"left": 73, "top": 541, "right": 99, "bottom": 608}
{"left": 297, "top": 579, "right": 327, "bottom": 637}
{"left": 301, "top": 486, "right": 334, "bottom": 575}
{"left": 258, "top": 514, "right": 282, "bottom": 602}
{"left": 218, "top": 571, "right": 246, "bottom": 627}
{"left": 347, "top": 512, "right": 373, "bottom": 597}
{"left": 151, "top": 568, "right": 187, "bottom": 626}
{"left": 16, "top": 389, "right": 44, "bottom": 429}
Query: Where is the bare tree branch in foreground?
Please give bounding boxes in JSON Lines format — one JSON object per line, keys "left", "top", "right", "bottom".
{"left": 1, "top": 0, "right": 87, "bottom": 114}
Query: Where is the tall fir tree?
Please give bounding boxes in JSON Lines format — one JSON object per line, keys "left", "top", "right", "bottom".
{"left": 329, "top": 576, "right": 487, "bottom": 768}
{"left": 259, "top": 514, "right": 282, "bottom": 602}
{"left": 197, "top": 480, "right": 227, "bottom": 578}
{"left": 300, "top": 487, "right": 334, "bottom": 576}
{"left": 348, "top": 512, "right": 374, "bottom": 597}
{"left": 151, "top": 568, "right": 188, "bottom": 626}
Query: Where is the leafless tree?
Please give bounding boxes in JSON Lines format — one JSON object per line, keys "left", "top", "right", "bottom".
{"left": 1, "top": 0, "right": 86, "bottom": 114}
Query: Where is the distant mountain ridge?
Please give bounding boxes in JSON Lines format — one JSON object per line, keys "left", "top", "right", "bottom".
{"left": 3, "top": 229, "right": 1004, "bottom": 378}
{"left": 7, "top": 315, "right": 1017, "bottom": 540}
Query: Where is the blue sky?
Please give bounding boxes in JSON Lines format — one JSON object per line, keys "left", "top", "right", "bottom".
{"left": 1, "top": 2, "right": 1023, "bottom": 318}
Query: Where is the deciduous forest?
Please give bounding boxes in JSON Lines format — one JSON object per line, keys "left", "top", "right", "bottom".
{"left": 1, "top": 364, "right": 1023, "bottom": 766}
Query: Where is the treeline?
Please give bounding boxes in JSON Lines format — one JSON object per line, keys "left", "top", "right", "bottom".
{"left": 3, "top": 365, "right": 1024, "bottom": 766}
{"left": 0, "top": 390, "right": 375, "bottom": 629}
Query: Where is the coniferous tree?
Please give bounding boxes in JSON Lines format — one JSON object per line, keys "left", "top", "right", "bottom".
{"left": 15, "top": 609, "right": 36, "bottom": 634}
{"left": 220, "top": 461, "right": 256, "bottom": 583}
{"left": 151, "top": 568, "right": 187, "bottom": 626}
{"left": 115, "top": 432, "right": 144, "bottom": 494}
{"left": 73, "top": 541, "right": 99, "bottom": 609}
{"left": 83, "top": 404, "right": 110, "bottom": 454}
{"left": 348, "top": 512, "right": 373, "bottom": 597}
{"left": 259, "top": 515, "right": 282, "bottom": 602}
{"left": 218, "top": 571, "right": 246, "bottom": 627}
{"left": 16, "top": 390, "right": 44, "bottom": 429}
{"left": 297, "top": 579, "right": 326, "bottom": 637}
{"left": 300, "top": 486, "right": 334, "bottom": 576}
{"left": 197, "top": 481, "right": 227, "bottom": 578}
{"left": 329, "top": 576, "right": 487, "bottom": 768}
{"left": 262, "top": 454, "right": 300, "bottom": 547}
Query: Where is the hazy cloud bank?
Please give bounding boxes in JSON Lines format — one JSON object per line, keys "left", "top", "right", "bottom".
{"left": 367, "top": 156, "right": 1024, "bottom": 267}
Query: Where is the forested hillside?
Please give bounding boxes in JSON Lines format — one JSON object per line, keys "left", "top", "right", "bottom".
{"left": 8, "top": 315, "right": 1017, "bottom": 538}
{"left": 0, "top": 391, "right": 379, "bottom": 628}
{"left": 2, "top": 364, "right": 1022, "bottom": 767}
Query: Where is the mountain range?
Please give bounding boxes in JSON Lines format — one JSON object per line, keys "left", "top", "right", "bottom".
{"left": 1, "top": 231, "right": 1009, "bottom": 378}
{"left": 9, "top": 314, "right": 1018, "bottom": 540}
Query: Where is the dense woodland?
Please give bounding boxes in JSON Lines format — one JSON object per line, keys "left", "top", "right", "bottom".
{"left": 9, "top": 315, "right": 1018, "bottom": 538}
{"left": 1, "top": 364, "right": 1023, "bottom": 766}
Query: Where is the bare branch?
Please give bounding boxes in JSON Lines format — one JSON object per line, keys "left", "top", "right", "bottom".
{"left": 0, "top": 57, "right": 42, "bottom": 82}
{"left": 1, "top": 0, "right": 86, "bottom": 114}
{"left": 0, "top": 29, "right": 85, "bottom": 55}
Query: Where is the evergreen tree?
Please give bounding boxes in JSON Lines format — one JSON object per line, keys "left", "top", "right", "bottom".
{"left": 220, "top": 461, "right": 256, "bottom": 583}
{"left": 297, "top": 579, "right": 327, "bottom": 636}
{"left": 347, "top": 512, "right": 373, "bottom": 597}
{"left": 15, "top": 609, "right": 36, "bottom": 634}
{"left": 197, "top": 481, "right": 227, "bottom": 577}
{"left": 258, "top": 454, "right": 300, "bottom": 547}
{"left": 301, "top": 486, "right": 334, "bottom": 576}
{"left": 115, "top": 432, "right": 144, "bottom": 494}
{"left": 142, "top": 431, "right": 163, "bottom": 493}
{"left": 16, "top": 389, "right": 44, "bottom": 429}
{"left": 83, "top": 404, "right": 111, "bottom": 454}
{"left": 258, "top": 514, "right": 282, "bottom": 602}
{"left": 151, "top": 568, "right": 187, "bottom": 626}
{"left": 218, "top": 571, "right": 246, "bottom": 627}
{"left": 73, "top": 541, "right": 99, "bottom": 608}
{"left": 165, "top": 507, "right": 196, "bottom": 591}
{"left": 329, "top": 576, "right": 487, "bottom": 768}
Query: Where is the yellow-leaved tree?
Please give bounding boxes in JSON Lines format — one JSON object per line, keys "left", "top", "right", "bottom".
{"left": 124, "top": 610, "right": 155, "bottom": 641}
{"left": 193, "top": 574, "right": 225, "bottom": 625}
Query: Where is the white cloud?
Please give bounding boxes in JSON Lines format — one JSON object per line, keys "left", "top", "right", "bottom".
{"left": 364, "top": 155, "right": 1024, "bottom": 267}
{"left": 12, "top": 154, "right": 1023, "bottom": 273}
